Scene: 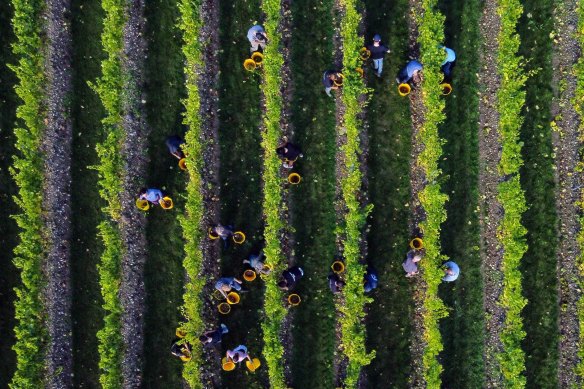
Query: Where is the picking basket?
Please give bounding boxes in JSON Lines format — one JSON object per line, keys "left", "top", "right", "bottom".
{"left": 226, "top": 292, "right": 240, "bottom": 305}
{"left": 398, "top": 83, "right": 411, "bottom": 96}
{"left": 251, "top": 51, "right": 264, "bottom": 65}
{"left": 178, "top": 158, "right": 187, "bottom": 171}
{"left": 288, "top": 173, "right": 301, "bottom": 185}
{"left": 441, "top": 83, "right": 453, "bottom": 96}
{"left": 218, "top": 302, "right": 231, "bottom": 315}
{"left": 222, "top": 357, "right": 236, "bottom": 371}
{"left": 331, "top": 261, "right": 345, "bottom": 274}
{"left": 243, "top": 58, "right": 257, "bottom": 71}
{"left": 243, "top": 270, "right": 257, "bottom": 282}
{"left": 246, "top": 358, "right": 261, "bottom": 372}
{"left": 232, "top": 231, "right": 246, "bottom": 244}
{"left": 160, "top": 197, "right": 173, "bottom": 210}
{"left": 359, "top": 47, "right": 371, "bottom": 60}
{"left": 288, "top": 294, "right": 301, "bottom": 306}
{"left": 409, "top": 237, "right": 424, "bottom": 250}
{"left": 136, "top": 199, "right": 150, "bottom": 211}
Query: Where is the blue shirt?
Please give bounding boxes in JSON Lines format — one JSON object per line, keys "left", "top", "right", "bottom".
{"left": 215, "top": 277, "right": 240, "bottom": 291}
{"left": 406, "top": 60, "right": 423, "bottom": 78}
{"left": 165, "top": 136, "right": 184, "bottom": 155}
{"left": 140, "top": 188, "right": 163, "bottom": 203}
{"left": 364, "top": 268, "right": 378, "bottom": 292}
{"left": 441, "top": 47, "right": 456, "bottom": 65}
{"left": 442, "top": 261, "right": 460, "bottom": 282}
{"left": 247, "top": 25, "right": 265, "bottom": 42}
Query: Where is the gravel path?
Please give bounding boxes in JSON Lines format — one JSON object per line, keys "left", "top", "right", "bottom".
{"left": 118, "top": 1, "right": 149, "bottom": 387}
{"left": 477, "top": 0, "right": 505, "bottom": 387}
{"left": 43, "top": 0, "right": 74, "bottom": 387}
{"left": 197, "top": 0, "right": 223, "bottom": 385}
{"left": 551, "top": 0, "right": 583, "bottom": 386}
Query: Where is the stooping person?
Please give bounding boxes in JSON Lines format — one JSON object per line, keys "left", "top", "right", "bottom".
{"left": 278, "top": 266, "right": 304, "bottom": 291}
{"left": 243, "top": 249, "right": 271, "bottom": 275}
{"left": 165, "top": 135, "right": 185, "bottom": 160}
{"left": 440, "top": 45, "right": 456, "bottom": 81}
{"left": 247, "top": 25, "right": 268, "bottom": 53}
{"left": 215, "top": 276, "right": 243, "bottom": 298}
{"left": 364, "top": 266, "right": 378, "bottom": 293}
{"left": 226, "top": 345, "right": 252, "bottom": 364}
{"left": 442, "top": 261, "right": 460, "bottom": 282}
{"left": 276, "top": 142, "right": 303, "bottom": 169}
{"left": 367, "top": 34, "right": 391, "bottom": 77}
{"left": 322, "top": 70, "right": 342, "bottom": 97}
{"left": 328, "top": 272, "right": 344, "bottom": 294}
{"left": 396, "top": 60, "right": 423, "bottom": 85}
{"left": 402, "top": 250, "right": 423, "bottom": 277}
{"left": 170, "top": 339, "right": 192, "bottom": 360}
{"left": 139, "top": 187, "right": 165, "bottom": 205}
{"left": 210, "top": 224, "right": 234, "bottom": 240}
{"left": 199, "top": 324, "right": 229, "bottom": 347}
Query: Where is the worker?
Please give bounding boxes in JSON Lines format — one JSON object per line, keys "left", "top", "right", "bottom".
{"left": 440, "top": 45, "right": 456, "bottom": 81}
{"left": 210, "top": 224, "right": 234, "bottom": 240}
{"left": 278, "top": 266, "right": 304, "bottom": 291}
{"left": 366, "top": 34, "right": 391, "bottom": 77}
{"left": 442, "top": 261, "right": 460, "bottom": 282}
{"left": 165, "top": 135, "right": 185, "bottom": 160}
{"left": 364, "top": 266, "right": 378, "bottom": 293}
{"left": 199, "top": 323, "right": 229, "bottom": 346}
{"left": 226, "top": 345, "right": 252, "bottom": 364}
{"left": 276, "top": 142, "right": 303, "bottom": 169}
{"left": 322, "top": 70, "right": 342, "bottom": 97}
{"left": 396, "top": 60, "right": 423, "bottom": 85}
{"left": 139, "top": 188, "right": 164, "bottom": 205}
{"left": 243, "top": 250, "right": 271, "bottom": 275}
{"left": 170, "top": 339, "right": 192, "bottom": 360}
{"left": 247, "top": 25, "right": 268, "bottom": 53}
{"left": 328, "top": 272, "right": 344, "bottom": 294}
{"left": 215, "top": 277, "right": 243, "bottom": 298}
{"left": 402, "top": 250, "right": 423, "bottom": 277}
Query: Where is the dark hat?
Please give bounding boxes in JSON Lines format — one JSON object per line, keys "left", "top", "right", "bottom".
{"left": 256, "top": 32, "right": 266, "bottom": 41}
{"left": 373, "top": 34, "right": 381, "bottom": 42}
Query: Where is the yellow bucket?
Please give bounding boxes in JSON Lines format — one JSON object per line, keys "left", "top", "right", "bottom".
{"left": 409, "top": 237, "right": 424, "bottom": 250}
{"left": 218, "top": 302, "right": 231, "bottom": 315}
{"left": 244, "top": 58, "right": 256, "bottom": 71}
{"left": 160, "top": 197, "right": 173, "bottom": 210}
{"left": 259, "top": 264, "right": 273, "bottom": 280}
{"left": 222, "top": 357, "right": 236, "bottom": 371}
{"left": 243, "top": 269, "right": 257, "bottom": 282}
{"left": 232, "top": 231, "right": 246, "bottom": 244}
{"left": 398, "top": 83, "right": 411, "bottom": 96}
{"left": 208, "top": 227, "right": 220, "bottom": 240}
{"left": 175, "top": 328, "right": 187, "bottom": 338}
{"left": 359, "top": 47, "right": 371, "bottom": 60}
{"left": 136, "top": 199, "right": 150, "bottom": 211}
{"left": 441, "top": 83, "right": 453, "bottom": 96}
{"left": 226, "top": 292, "right": 240, "bottom": 305}
{"left": 180, "top": 349, "right": 192, "bottom": 362}
{"left": 246, "top": 358, "right": 261, "bottom": 372}
{"left": 288, "top": 173, "right": 301, "bottom": 185}
{"left": 251, "top": 51, "right": 264, "bottom": 65}
{"left": 333, "top": 73, "right": 344, "bottom": 87}
{"left": 288, "top": 294, "right": 301, "bottom": 306}
{"left": 331, "top": 261, "right": 345, "bottom": 274}
{"left": 356, "top": 67, "right": 364, "bottom": 78}
{"left": 212, "top": 289, "right": 224, "bottom": 300}
{"left": 178, "top": 158, "right": 187, "bottom": 171}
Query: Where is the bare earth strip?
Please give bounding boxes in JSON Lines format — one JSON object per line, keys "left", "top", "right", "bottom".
{"left": 44, "top": 0, "right": 74, "bottom": 387}
{"left": 198, "top": 0, "right": 222, "bottom": 384}
{"left": 552, "top": 0, "right": 583, "bottom": 386}
{"left": 477, "top": 0, "right": 505, "bottom": 387}
{"left": 118, "top": 1, "right": 149, "bottom": 386}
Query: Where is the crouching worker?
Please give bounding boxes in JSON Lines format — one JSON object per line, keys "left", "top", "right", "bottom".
{"left": 364, "top": 266, "right": 378, "bottom": 293}
{"left": 402, "top": 250, "right": 423, "bottom": 277}
{"left": 170, "top": 339, "right": 192, "bottom": 361}
{"left": 442, "top": 261, "right": 460, "bottom": 282}
{"left": 200, "top": 323, "right": 229, "bottom": 347}
{"left": 396, "top": 60, "right": 423, "bottom": 85}
{"left": 165, "top": 135, "right": 185, "bottom": 160}
{"left": 328, "top": 272, "right": 345, "bottom": 294}
{"left": 278, "top": 266, "right": 304, "bottom": 291}
{"left": 247, "top": 25, "right": 268, "bottom": 53}
{"left": 243, "top": 250, "right": 271, "bottom": 275}
{"left": 276, "top": 142, "right": 303, "bottom": 169}
{"left": 322, "top": 70, "right": 343, "bottom": 97}
{"left": 226, "top": 345, "right": 252, "bottom": 364}
{"left": 440, "top": 45, "right": 456, "bottom": 82}
{"left": 215, "top": 277, "right": 243, "bottom": 298}
{"left": 210, "top": 224, "right": 234, "bottom": 240}
{"left": 139, "top": 188, "right": 165, "bottom": 205}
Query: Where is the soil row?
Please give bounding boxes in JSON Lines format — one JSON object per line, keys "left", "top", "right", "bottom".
{"left": 551, "top": 0, "right": 583, "bottom": 386}
{"left": 42, "top": 0, "right": 74, "bottom": 387}
{"left": 117, "top": 1, "right": 149, "bottom": 386}
{"left": 476, "top": 0, "right": 505, "bottom": 386}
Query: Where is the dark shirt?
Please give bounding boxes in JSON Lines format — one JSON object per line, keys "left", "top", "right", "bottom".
{"left": 328, "top": 273, "right": 343, "bottom": 294}
{"left": 170, "top": 339, "right": 191, "bottom": 358}
{"left": 364, "top": 267, "right": 378, "bottom": 292}
{"left": 166, "top": 136, "right": 185, "bottom": 158}
{"left": 322, "top": 70, "right": 336, "bottom": 88}
{"left": 367, "top": 44, "right": 389, "bottom": 60}
{"left": 277, "top": 143, "right": 302, "bottom": 161}
{"left": 282, "top": 266, "right": 304, "bottom": 289}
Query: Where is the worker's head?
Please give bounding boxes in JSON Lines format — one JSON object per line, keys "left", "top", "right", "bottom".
{"left": 139, "top": 187, "right": 147, "bottom": 196}
{"left": 373, "top": 34, "right": 381, "bottom": 46}
{"left": 413, "top": 255, "right": 422, "bottom": 263}
{"left": 412, "top": 70, "right": 422, "bottom": 84}
{"left": 221, "top": 284, "right": 231, "bottom": 292}
{"left": 445, "top": 268, "right": 454, "bottom": 275}
{"left": 199, "top": 335, "right": 211, "bottom": 344}
{"left": 276, "top": 147, "right": 286, "bottom": 157}
{"left": 232, "top": 352, "right": 241, "bottom": 361}
{"left": 277, "top": 279, "right": 288, "bottom": 289}
{"left": 256, "top": 32, "right": 267, "bottom": 42}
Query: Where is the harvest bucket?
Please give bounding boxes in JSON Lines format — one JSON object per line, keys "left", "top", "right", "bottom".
{"left": 232, "top": 231, "right": 246, "bottom": 244}
{"left": 356, "top": 67, "right": 364, "bottom": 78}
{"left": 208, "top": 227, "right": 220, "bottom": 240}
{"left": 243, "top": 269, "right": 257, "bottom": 282}
{"left": 178, "top": 158, "right": 187, "bottom": 171}
{"left": 222, "top": 357, "right": 236, "bottom": 371}
{"left": 441, "top": 83, "right": 452, "bottom": 96}
{"left": 259, "top": 264, "right": 273, "bottom": 279}
{"left": 136, "top": 199, "right": 150, "bottom": 211}
{"left": 331, "top": 261, "right": 345, "bottom": 274}
{"left": 359, "top": 47, "right": 371, "bottom": 60}
{"left": 243, "top": 58, "right": 257, "bottom": 71}
{"left": 288, "top": 294, "right": 301, "bottom": 306}
{"left": 175, "top": 328, "right": 187, "bottom": 338}
{"left": 251, "top": 51, "right": 264, "bottom": 65}
{"left": 160, "top": 197, "right": 173, "bottom": 210}
{"left": 226, "top": 292, "right": 240, "bottom": 305}
{"left": 212, "top": 289, "right": 224, "bottom": 300}
{"left": 409, "top": 237, "right": 424, "bottom": 250}
{"left": 246, "top": 358, "right": 261, "bottom": 372}
{"left": 333, "top": 73, "right": 344, "bottom": 87}
{"left": 218, "top": 302, "right": 231, "bottom": 314}
{"left": 288, "top": 173, "right": 301, "bottom": 185}
{"left": 398, "top": 83, "right": 411, "bottom": 96}
{"left": 180, "top": 349, "right": 192, "bottom": 362}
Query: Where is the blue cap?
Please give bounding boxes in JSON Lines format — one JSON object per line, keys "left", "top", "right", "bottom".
{"left": 373, "top": 34, "right": 381, "bottom": 42}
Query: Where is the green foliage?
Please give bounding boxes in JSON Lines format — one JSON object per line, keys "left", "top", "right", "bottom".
{"left": 93, "top": 0, "right": 126, "bottom": 386}
{"left": 260, "top": 0, "right": 288, "bottom": 387}
{"left": 9, "top": 0, "right": 48, "bottom": 387}
{"left": 337, "top": 0, "right": 375, "bottom": 386}
{"left": 176, "top": 0, "right": 206, "bottom": 387}
{"left": 416, "top": 1, "right": 449, "bottom": 387}
{"left": 495, "top": 0, "right": 528, "bottom": 386}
